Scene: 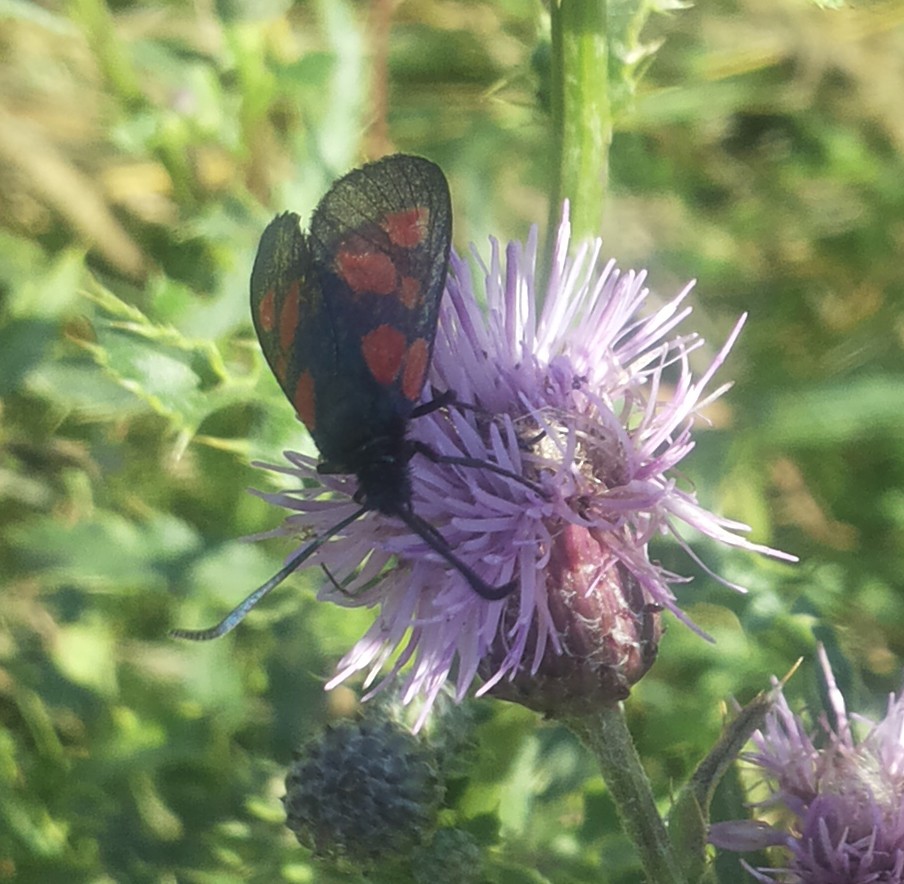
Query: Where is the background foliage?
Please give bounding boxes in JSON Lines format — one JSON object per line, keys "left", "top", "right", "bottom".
{"left": 1, "top": 0, "right": 903, "bottom": 881}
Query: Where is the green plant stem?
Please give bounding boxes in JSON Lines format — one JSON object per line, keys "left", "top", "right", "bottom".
{"left": 565, "top": 706, "right": 687, "bottom": 884}
{"left": 548, "top": 0, "right": 612, "bottom": 253}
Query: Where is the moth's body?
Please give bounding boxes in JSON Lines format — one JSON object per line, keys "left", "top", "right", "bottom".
{"left": 171, "top": 155, "right": 511, "bottom": 642}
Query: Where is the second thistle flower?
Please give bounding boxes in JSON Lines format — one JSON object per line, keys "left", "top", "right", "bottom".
{"left": 711, "top": 645, "right": 904, "bottom": 882}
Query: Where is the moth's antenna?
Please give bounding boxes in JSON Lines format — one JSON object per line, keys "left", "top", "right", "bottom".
{"left": 171, "top": 506, "right": 367, "bottom": 641}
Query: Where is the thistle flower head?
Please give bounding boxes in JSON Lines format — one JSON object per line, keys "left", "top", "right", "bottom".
{"left": 710, "top": 646, "right": 904, "bottom": 882}
{"left": 283, "top": 718, "right": 443, "bottom": 864}
{"left": 259, "top": 206, "right": 791, "bottom": 724}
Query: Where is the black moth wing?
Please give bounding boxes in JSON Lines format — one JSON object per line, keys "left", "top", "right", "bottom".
{"left": 249, "top": 212, "right": 341, "bottom": 438}
{"left": 304, "top": 154, "right": 452, "bottom": 467}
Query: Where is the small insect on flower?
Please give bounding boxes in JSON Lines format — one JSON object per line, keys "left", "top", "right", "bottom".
{"left": 172, "top": 155, "right": 519, "bottom": 642}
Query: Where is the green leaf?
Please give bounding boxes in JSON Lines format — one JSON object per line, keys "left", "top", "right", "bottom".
{"left": 667, "top": 690, "right": 775, "bottom": 882}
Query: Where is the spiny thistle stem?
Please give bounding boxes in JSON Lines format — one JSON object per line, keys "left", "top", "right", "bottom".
{"left": 548, "top": 0, "right": 612, "bottom": 252}
{"left": 565, "top": 706, "right": 687, "bottom": 884}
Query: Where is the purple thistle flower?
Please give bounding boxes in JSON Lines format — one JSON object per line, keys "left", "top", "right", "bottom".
{"left": 710, "top": 646, "right": 904, "bottom": 882}
{"left": 256, "top": 205, "right": 792, "bottom": 725}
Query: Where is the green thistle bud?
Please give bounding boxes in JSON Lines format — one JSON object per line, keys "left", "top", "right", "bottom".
{"left": 283, "top": 718, "right": 443, "bottom": 866}
{"left": 412, "top": 828, "right": 483, "bottom": 884}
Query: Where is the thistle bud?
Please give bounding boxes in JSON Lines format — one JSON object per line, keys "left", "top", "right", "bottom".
{"left": 481, "top": 523, "right": 660, "bottom": 716}
{"left": 283, "top": 718, "right": 443, "bottom": 865}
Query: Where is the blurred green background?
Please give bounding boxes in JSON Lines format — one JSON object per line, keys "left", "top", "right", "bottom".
{"left": 1, "top": 1, "right": 903, "bottom": 882}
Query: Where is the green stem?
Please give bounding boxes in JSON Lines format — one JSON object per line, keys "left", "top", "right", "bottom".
{"left": 548, "top": 0, "right": 612, "bottom": 253}
{"left": 565, "top": 706, "right": 686, "bottom": 884}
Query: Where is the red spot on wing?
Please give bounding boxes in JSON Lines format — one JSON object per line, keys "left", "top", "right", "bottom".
{"left": 258, "top": 288, "right": 276, "bottom": 332}
{"left": 294, "top": 371, "right": 316, "bottom": 430}
{"left": 399, "top": 276, "right": 421, "bottom": 309}
{"left": 274, "top": 353, "right": 288, "bottom": 386}
{"left": 336, "top": 248, "right": 396, "bottom": 295}
{"left": 383, "top": 207, "right": 430, "bottom": 248}
{"left": 279, "top": 281, "right": 301, "bottom": 351}
{"left": 401, "top": 337, "right": 429, "bottom": 401}
{"left": 361, "top": 324, "right": 407, "bottom": 386}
